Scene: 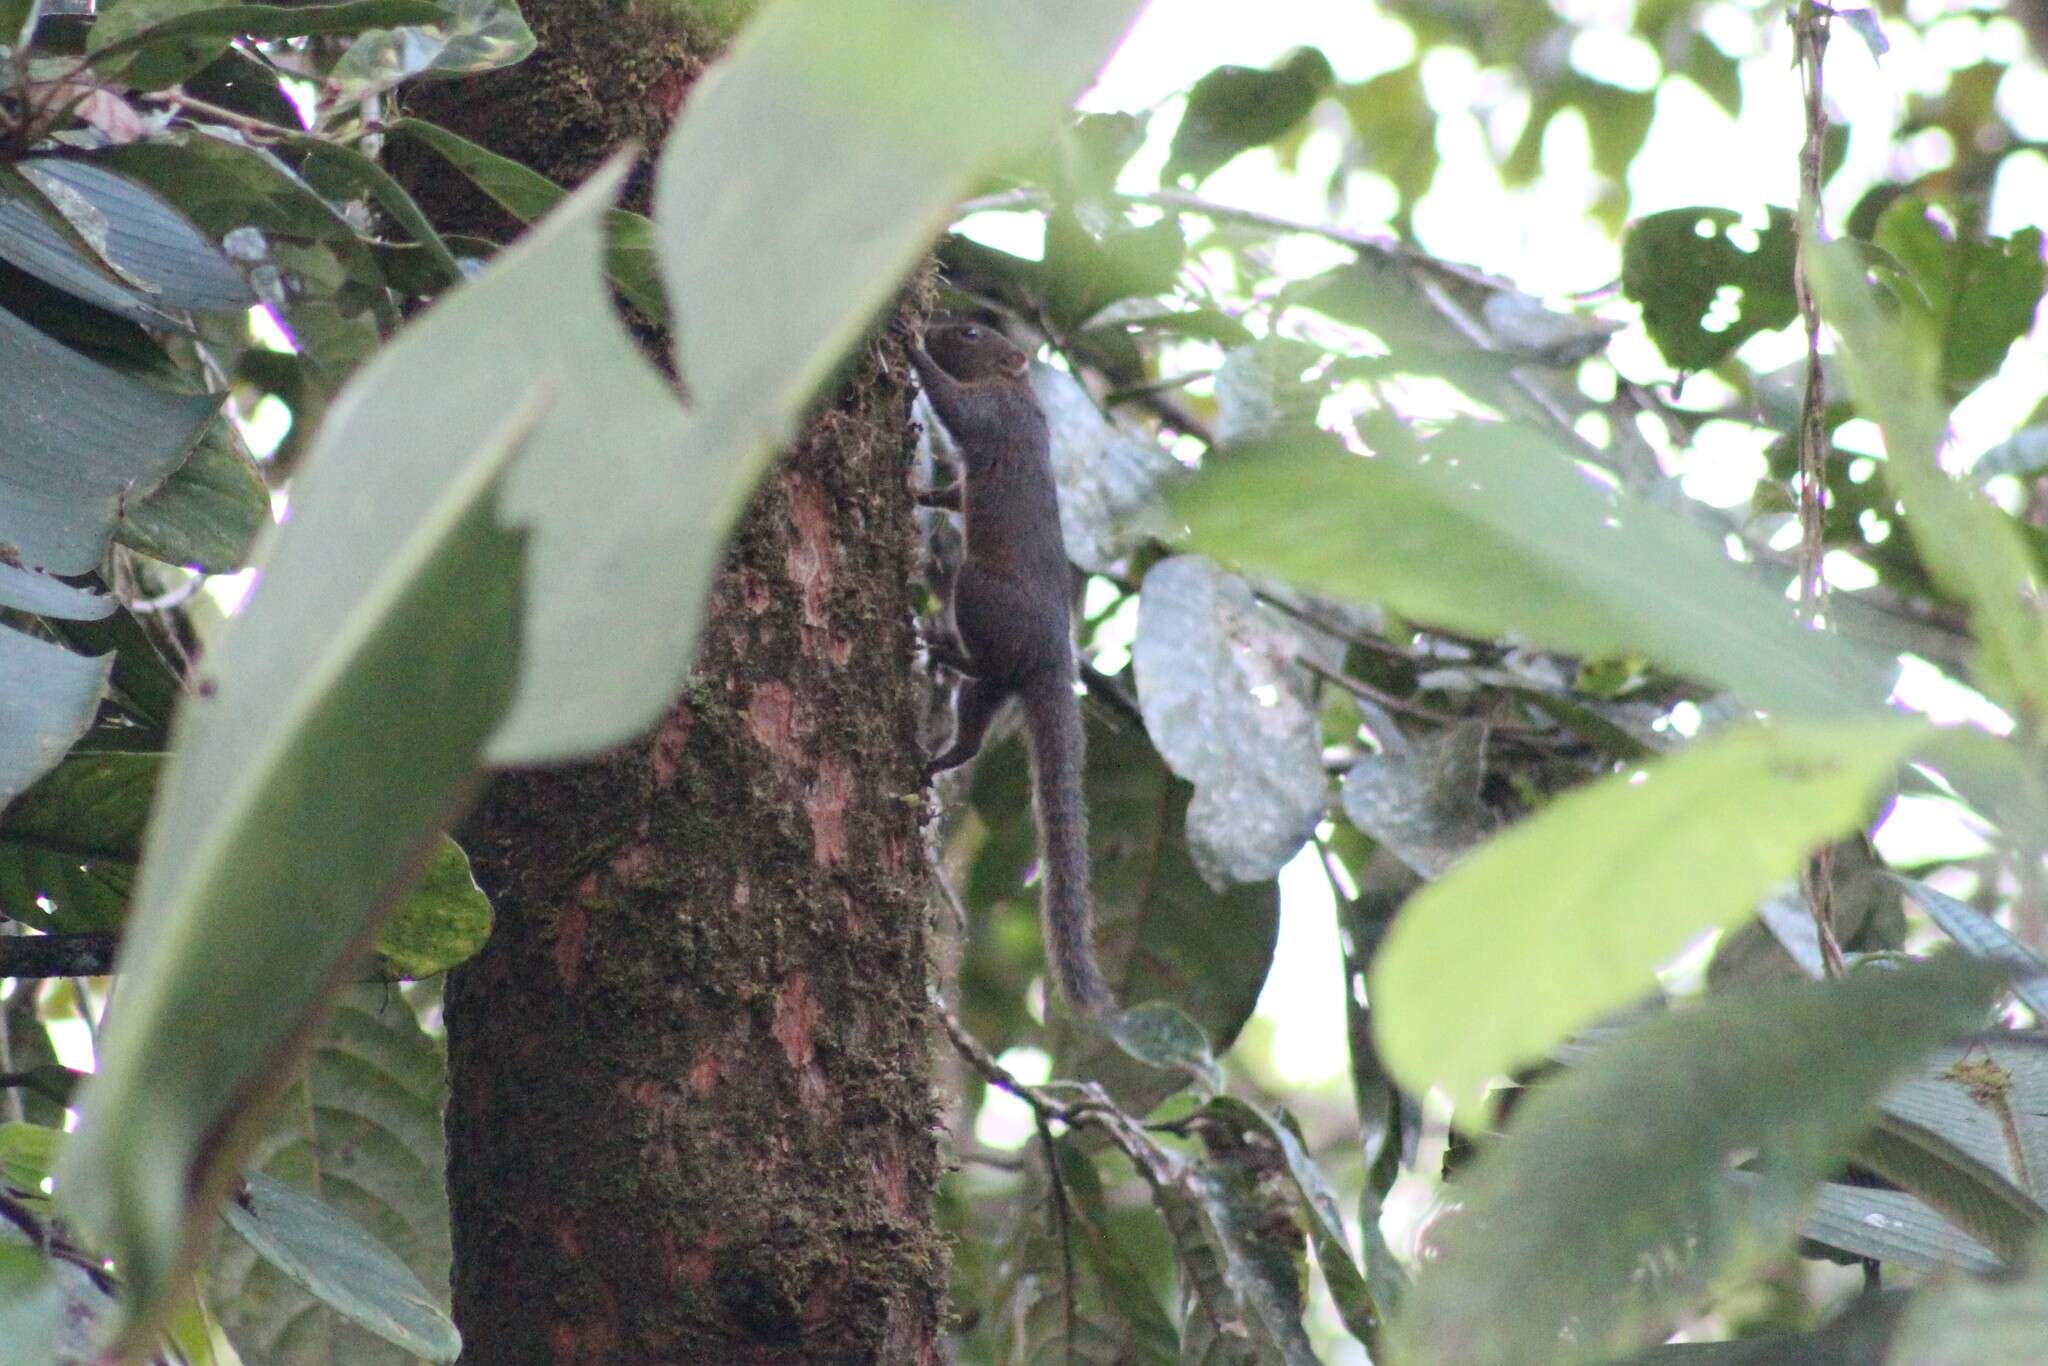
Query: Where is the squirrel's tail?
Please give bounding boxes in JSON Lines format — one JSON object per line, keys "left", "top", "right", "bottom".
{"left": 1020, "top": 669, "right": 1116, "bottom": 1020}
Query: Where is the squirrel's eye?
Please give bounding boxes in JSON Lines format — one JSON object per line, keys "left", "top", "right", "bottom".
{"left": 960, "top": 325, "right": 981, "bottom": 340}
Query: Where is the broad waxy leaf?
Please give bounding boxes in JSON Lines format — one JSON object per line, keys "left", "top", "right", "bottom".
{"left": 1172, "top": 424, "right": 1898, "bottom": 722}
{"left": 1341, "top": 719, "right": 1492, "bottom": 879}
{"left": 324, "top": 0, "right": 536, "bottom": 103}
{"left": 15, "top": 159, "right": 250, "bottom": 313}
{"left": 0, "top": 168, "right": 186, "bottom": 328}
{"left": 1133, "top": 556, "right": 1327, "bottom": 887}
{"left": 1371, "top": 718, "right": 1926, "bottom": 1114}
{"left": 1389, "top": 956, "right": 1999, "bottom": 1366}
{"left": 0, "top": 301, "right": 222, "bottom": 576}
{"left": 0, "top": 563, "right": 112, "bottom": 620}
{"left": 0, "top": 631, "right": 111, "bottom": 814}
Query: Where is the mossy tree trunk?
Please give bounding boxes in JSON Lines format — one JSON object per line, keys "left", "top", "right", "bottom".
{"left": 397, "top": 4, "right": 946, "bottom": 1361}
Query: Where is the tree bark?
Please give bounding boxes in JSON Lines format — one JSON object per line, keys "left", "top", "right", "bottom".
{"left": 398, "top": 5, "right": 946, "bottom": 1361}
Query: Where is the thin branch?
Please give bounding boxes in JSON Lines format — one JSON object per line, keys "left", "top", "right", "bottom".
{"left": 1792, "top": 0, "right": 1848, "bottom": 978}
{"left": 0, "top": 932, "right": 117, "bottom": 979}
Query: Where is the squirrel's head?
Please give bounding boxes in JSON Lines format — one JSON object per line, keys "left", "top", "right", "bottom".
{"left": 924, "top": 322, "right": 1030, "bottom": 383}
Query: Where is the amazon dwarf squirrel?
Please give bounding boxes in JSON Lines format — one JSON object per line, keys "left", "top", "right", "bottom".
{"left": 909, "top": 322, "right": 1115, "bottom": 1020}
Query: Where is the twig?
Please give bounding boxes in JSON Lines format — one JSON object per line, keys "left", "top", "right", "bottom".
{"left": 0, "top": 932, "right": 116, "bottom": 979}
{"left": 1792, "top": 0, "right": 1848, "bottom": 978}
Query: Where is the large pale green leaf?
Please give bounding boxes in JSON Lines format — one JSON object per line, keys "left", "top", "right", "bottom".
{"left": 0, "top": 632, "right": 111, "bottom": 814}
{"left": 1388, "top": 956, "right": 1999, "bottom": 1366}
{"left": 1371, "top": 719, "right": 1926, "bottom": 1113}
{"left": 1171, "top": 425, "right": 1897, "bottom": 722}
{"left": 1810, "top": 238, "right": 2048, "bottom": 719}
{"left": 54, "top": 313, "right": 534, "bottom": 1345}
{"left": 210, "top": 988, "right": 455, "bottom": 1366}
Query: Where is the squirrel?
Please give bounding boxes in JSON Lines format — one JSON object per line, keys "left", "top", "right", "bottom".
{"left": 908, "top": 322, "right": 1116, "bottom": 1021}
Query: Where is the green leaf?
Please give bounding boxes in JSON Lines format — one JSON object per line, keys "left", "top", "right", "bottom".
{"left": 286, "top": 136, "right": 464, "bottom": 292}
{"left": 1796, "top": 1179, "right": 2002, "bottom": 1274}
{"left": 0, "top": 301, "right": 222, "bottom": 576}
{"left": 1163, "top": 47, "right": 1335, "bottom": 185}
{"left": 1333, "top": 64, "right": 1438, "bottom": 213}
{"left": 117, "top": 413, "right": 269, "bottom": 572}
{"left": 0, "top": 750, "right": 156, "bottom": 931}
{"left": 15, "top": 159, "right": 251, "bottom": 314}
{"left": 1171, "top": 424, "right": 1897, "bottom": 722}
{"left": 1622, "top": 207, "right": 1798, "bottom": 372}
{"left": 1809, "top": 237, "right": 2048, "bottom": 720}
{"left": 1131, "top": 556, "right": 1327, "bottom": 885}
{"left": 1371, "top": 719, "right": 1926, "bottom": 1114}
{"left": 223, "top": 1172, "right": 458, "bottom": 1363}
{"left": 88, "top": 0, "right": 447, "bottom": 68}
{"left": 1887, "top": 1224, "right": 2048, "bottom": 1364}
{"left": 1162, "top": 1161, "right": 1317, "bottom": 1364}
{"left": 211, "top": 988, "right": 456, "bottom": 1366}
{"left": 1895, "top": 875, "right": 2048, "bottom": 1018}
{"left": 1856, "top": 1038, "right": 2048, "bottom": 1263}
{"left": 1387, "top": 955, "right": 2000, "bottom": 1366}
{"left": 54, "top": 331, "right": 533, "bottom": 1343}
{"left": 0, "top": 564, "right": 113, "bottom": 620}
{"left": 1872, "top": 198, "right": 2045, "bottom": 400}
{"left": 325, "top": 0, "right": 536, "bottom": 103}
{"left": 386, "top": 118, "right": 663, "bottom": 320}
{"left": 990, "top": 1141, "right": 1180, "bottom": 1365}
{"left": 0, "top": 167, "right": 185, "bottom": 329}
{"left": 1200, "top": 1097, "right": 1382, "bottom": 1348}
{"left": 371, "top": 839, "right": 490, "bottom": 979}
{"left": 0, "top": 631, "right": 110, "bottom": 814}
{"left": 86, "top": 135, "right": 399, "bottom": 395}
{"left": 0, "top": 749, "right": 489, "bottom": 962}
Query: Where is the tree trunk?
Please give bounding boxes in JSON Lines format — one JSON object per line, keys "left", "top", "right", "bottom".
{"left": 397, "top": 5, "right": 946, "bottom": 1361}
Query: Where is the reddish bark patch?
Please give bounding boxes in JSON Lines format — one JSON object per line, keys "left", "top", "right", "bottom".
{"left": 687, "top": 1047, "right": 722, "bottom": 1095}
{"left": 771, "top": 973, "right": 820, "bottom": 1071}
{"left": 800, "top": 1260, "right": 851, "bottom": 1331}
{"left": 872, "top": 1135, "right": 912, "bottom": 1219}
{"left": 805, "top": 759, "right": 851, "bottom": 866}
{"left": 746, "top": 682, "right": 801, "bottom": 758}
{"left": 649, "top": 706, "right": 693, "bottom": 788}
{"left": 783, "top": 475, "right": 834, "bottom": 631}
{"left": 546, "top": 1281, "right": 619, "bottom": 1366}
{"left": 554, "top": 896, "right": 590, "bottom": 992}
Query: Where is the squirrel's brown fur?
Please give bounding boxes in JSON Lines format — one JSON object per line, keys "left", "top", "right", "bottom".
{"left": 911, "top": 323, "right": 1113, "bottom": 1020}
